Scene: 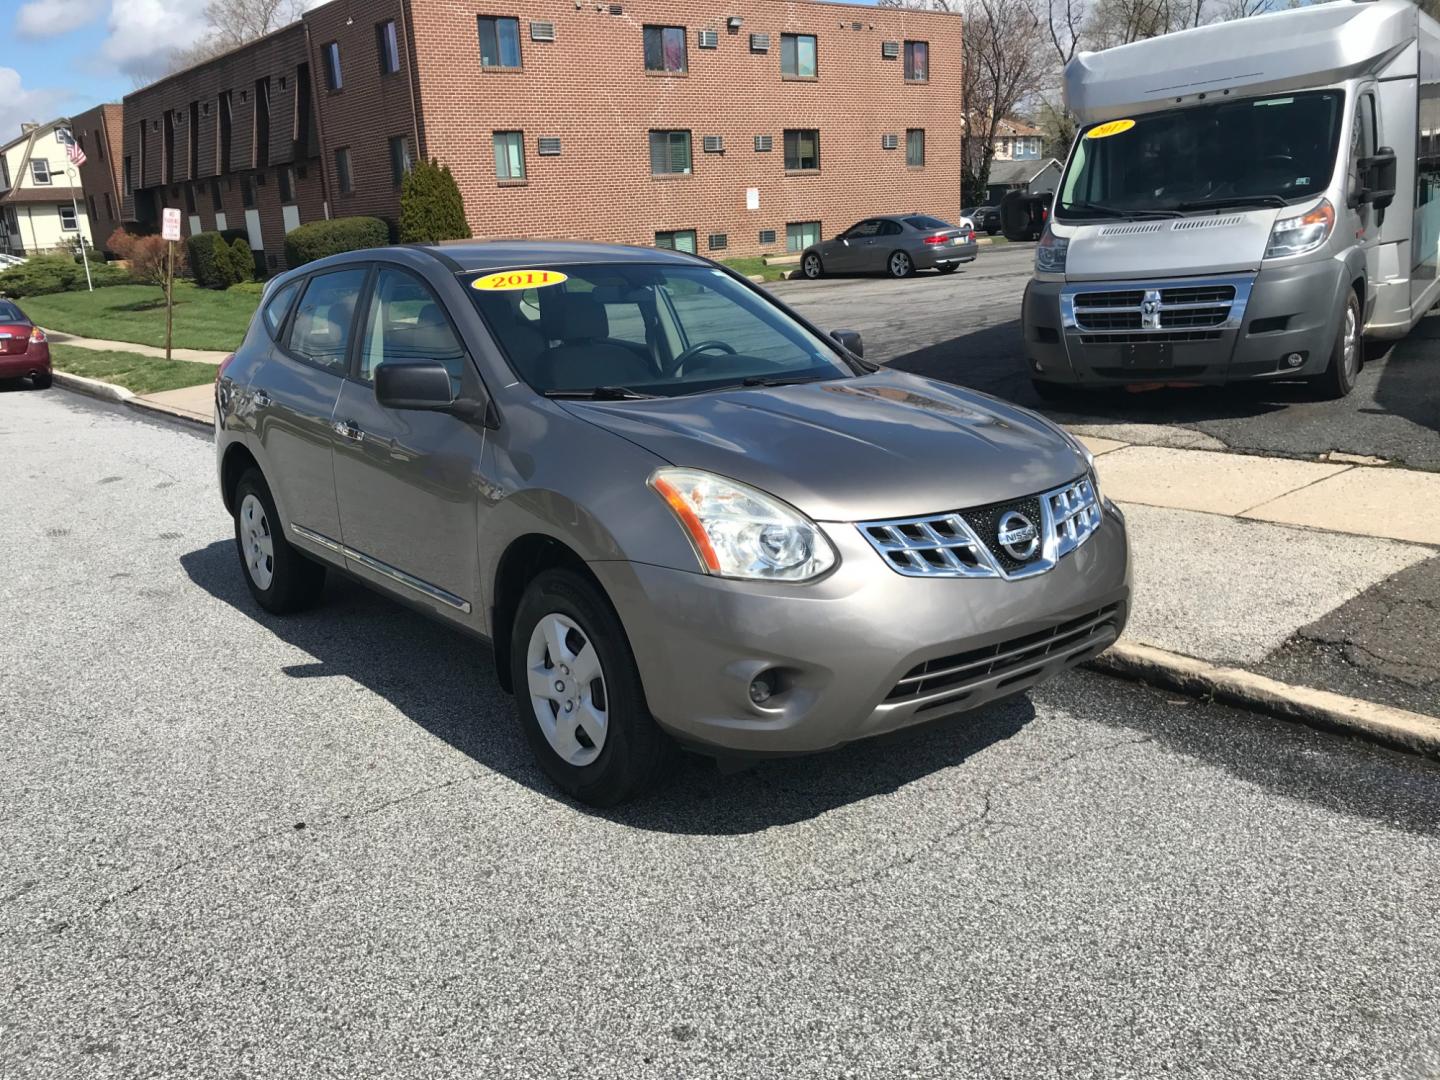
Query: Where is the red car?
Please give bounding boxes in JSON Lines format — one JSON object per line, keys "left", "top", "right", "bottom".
{"left": 0, "top": 299, "right": 51, "bottom": 389}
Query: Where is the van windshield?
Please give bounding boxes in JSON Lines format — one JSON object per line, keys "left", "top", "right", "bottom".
{"left": 465, "top": 263, "right": 854, "bottom": 398}
{"left": 1057, "top": 90, "right": 1345, "bottom": 220}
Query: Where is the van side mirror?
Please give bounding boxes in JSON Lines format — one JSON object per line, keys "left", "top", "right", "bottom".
{"left": 375, "top": 359, "right": 457, "bottom": 411}
{"left": 830, "top": 328, "right": 864, "bottom": 357}
{"left": 1362, "top": 146, "right": 1398, "bottom": 211}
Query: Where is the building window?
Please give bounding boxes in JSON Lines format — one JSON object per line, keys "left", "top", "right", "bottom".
{"left": 758, "top": 228, "right": 777, "bottom": 245}
{"left": 31, "top": 158, "right": 51, "bottom": 185}
{"left": 184, "top": 184, "right": 196, "bottom": 213}
{"left": 123, "top": 156, "right": 132, "bottom": 197}
{"left": 218, "top": 91, "right": 233, "bottom": 173}
{"left": 390, "top": 136, "right": 413, "bottom": 185}
{"left": 211, "top": 179, "right": 222, "bottom": 211}
{"left": 1, "top": 156, "right": 10, "bottom": 188}
{"left": 904, "top": 40, "right": 928, "bottom": 82}
{"left": 707, "top": 233, "right": 727, "bottom": 251}
{"left": 783, "top": 129, "right": 818, "bottom": 171}
{"left": 786, "top": 220, "right": 820, "bottom": 252}
{"left": 59, "top": 204, "right": 78, "bottom": 231}
{"left": 324, "top": 41, "right": 343, "bottom": 90}
{"left": 104, "top": 192, "right": 114, "bottom": 219}
{"left": 377, "top": 20, "right": 400, "bottom": 75}
{"left": 95, "top": 134, "right": 105, "bottom": 162}
{"left": 643, "top": 25, "right": 687, "bottom": 73}
{"left": 279, "top": 166, "right": 295, "bottom": 203}
{"left": 478, "top": 16, "right": 522, "bottom": 68}
{"left": 88, "top": 195, "right": 97, "bottom": 222}
{"left": 493, "top": 131, "right": 525, "bottom": 181}
{"left": 780, "top": 34, "right": 817, "bottom": 78}
{"left": 655, "top": 229, "right": 696, "bottom": 253}
{"left": 335, "top": 147, "right": 353, "bottom": 194}
{"left": 242, "top": 176, "right": 255, "bottom": 208}
{"left": 649, "top": 130, "right": 692, "bottom": 175}
{"left": 906, "top": 128, "right": 925, "bottom": 167}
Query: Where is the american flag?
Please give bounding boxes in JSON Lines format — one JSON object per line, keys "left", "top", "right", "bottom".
{"left": 58, "top": 126, "right": 86, "bottom": 167}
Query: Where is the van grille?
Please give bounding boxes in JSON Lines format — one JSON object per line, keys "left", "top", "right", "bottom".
{"left": 1069, "top": 280, "right": 1246, "bottom": 336}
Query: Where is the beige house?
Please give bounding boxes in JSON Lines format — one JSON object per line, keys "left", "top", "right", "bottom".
{"left": 0, "top": 120, "right": 95, "bottom": 257}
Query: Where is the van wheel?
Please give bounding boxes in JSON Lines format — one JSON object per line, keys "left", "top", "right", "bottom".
{"left": 510, "top": 569, "right": 671, "bottom": 807}
{"left": 1311, "top": 290, "right": 1361, "bottom": 399}
{"left": 233, "top": 468, "right": 326, "bottom": 614}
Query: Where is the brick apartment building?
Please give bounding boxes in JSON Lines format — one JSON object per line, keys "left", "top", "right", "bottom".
{"left": 68, "top": 103, "right": 126, "bottom": 254}
{"left": 122, "top": 0, "right": 961, "bottom": 272}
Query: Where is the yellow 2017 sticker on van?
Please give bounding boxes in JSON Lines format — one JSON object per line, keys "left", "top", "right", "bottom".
{"left": 472, "top": 269, "right": 569, "bottom": 291}
{"left": 1086, "top": 118, "right": 1136, "bottom": 139}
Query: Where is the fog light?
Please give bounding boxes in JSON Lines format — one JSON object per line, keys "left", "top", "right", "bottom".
{"left": 748, "top": 672, "right": 775, "bottom": 705}
{"left": 1286, "top": 352, "right": 1305, "bottom": 368}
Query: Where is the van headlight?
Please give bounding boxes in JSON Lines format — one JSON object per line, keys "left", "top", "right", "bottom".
{"left": 649, "top": 468, "right": 837, "bottom": 581}
{"left": 1035, "top": 226, "right": 1069, "bottom": 274}
{"left": 1265, "top": 198, "right": 1335, "bottom": 259}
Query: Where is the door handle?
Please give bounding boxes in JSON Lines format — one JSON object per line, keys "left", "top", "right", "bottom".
{"left": 252, "top": 388, "right": 272, "bottom": 408}
{"left": 333, "top": 419, "right": 364, "bottom": 442}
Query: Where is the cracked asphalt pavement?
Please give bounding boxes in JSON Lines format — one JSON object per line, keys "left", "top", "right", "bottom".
{"left": 5, "top": 390, "right": 1440, "bottom": 1080}
{"left": 772, "top": 244, "right": 1440, "bottom": 470}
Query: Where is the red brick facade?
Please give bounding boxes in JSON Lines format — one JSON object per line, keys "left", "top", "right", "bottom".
{"left": 121, "top": 0, "right": 960, "bottom": 270}
{"left": 70, "top": 104, "right": 125, "bottom": 253}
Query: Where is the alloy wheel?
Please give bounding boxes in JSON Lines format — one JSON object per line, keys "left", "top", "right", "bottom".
{"left": 240, "top": 494, "right": 275, "bottom": 590}
{"left": 890, "top": 252, "right": 912, "bottom": 278}
{"left": 803, "top": 254, "right": 821, "bottom": 279}
{"left": 526, "top": 612, "right": 609, "bottom": 767}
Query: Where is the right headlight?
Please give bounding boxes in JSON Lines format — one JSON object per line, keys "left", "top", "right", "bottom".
{"left": 1265, "top": 198, "right": 1335, "bottom": 259}
{"left": 649, "top": 468, "right": 837, "bottom": 582}
{"left": 1035, "top": 225, "right": 1069, "bottom": 274}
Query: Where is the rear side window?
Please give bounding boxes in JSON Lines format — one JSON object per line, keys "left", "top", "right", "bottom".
{"left": 0, "top": 301, "right": 23, "bottom": 322}
{"left": 905, "top": 215, "right": 954, "bottom": 231}
{"left": 285, "top": 268, "right": 368, "bottom": 375}
{"left": 261, "top": 280, "right": 301, "bottom": 338}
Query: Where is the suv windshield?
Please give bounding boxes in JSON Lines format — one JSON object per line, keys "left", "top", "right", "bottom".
{"left": 1057, "top": 90, "right": 1345, "bottom": 220}
{"left": 465, "top": 262, "right": 854, "bottom": 397}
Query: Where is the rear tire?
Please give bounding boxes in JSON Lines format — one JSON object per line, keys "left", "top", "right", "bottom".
{"left": 888, "top": 251, "right": 915, "bottom": 279}
{"left": 30, "top": 369, "right": 52, "bottom": 390}
{"left": 1310, "top": 289, "right": 1361, "bottom": 400}
{"left": 233, "top": 468, "right": 326, "bottom": 614}
{"left": 938, "top": 263, "right": 959, "bottom": 275}
{"left": 801, "top": 252, "right": 824, "bottom": 280}
{"left": 510, "top": 569, "right": 671, "bottom": 807}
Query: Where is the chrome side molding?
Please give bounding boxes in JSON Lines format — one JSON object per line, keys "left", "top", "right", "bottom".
{"left": 289, "top": 524, "right": 472, "bottom": 613}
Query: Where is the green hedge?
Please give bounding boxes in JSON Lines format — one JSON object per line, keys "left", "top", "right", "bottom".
{"left": 284, "top": 217, "right": 389, "bottom": 268}
{"left": 187, "top": 232, "right": 255, "bottom": 290}
{"left": 0, "top": 254, "right": 127, "bottom": 298}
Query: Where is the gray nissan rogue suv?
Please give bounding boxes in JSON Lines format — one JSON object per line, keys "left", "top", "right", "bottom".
{"left": 216, "top": 241, "right": 1130, "bottom": 805}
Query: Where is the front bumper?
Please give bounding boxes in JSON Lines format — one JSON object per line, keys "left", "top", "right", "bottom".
{"left": 917, "top": 240, "right": 978, "bottom": 269}
{"left": 0, "top": 347, "right": 49, "bottom": 379}
{"left": 592, "top": 508, "right": 1130, "bottom": 756}
{"left": 1024, "top": 261, "right": 1347, "bottom": 386}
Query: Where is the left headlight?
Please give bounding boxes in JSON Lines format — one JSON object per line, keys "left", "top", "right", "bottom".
{"left": 649, "top": 467, "right": 837, "bottom": 581}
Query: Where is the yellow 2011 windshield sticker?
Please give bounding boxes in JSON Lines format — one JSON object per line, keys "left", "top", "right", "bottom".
{"left": 472, "top": 269, "right": 569, "bottom": 291}
{"left": 1086, "top": 118, "right": 1136, "bottom": 140}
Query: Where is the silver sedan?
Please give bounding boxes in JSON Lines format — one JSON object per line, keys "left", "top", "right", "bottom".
{"left": 799, "top": 214, "right": 978, "bottom": 280}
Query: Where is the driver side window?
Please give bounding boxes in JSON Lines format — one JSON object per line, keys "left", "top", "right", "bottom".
{"left": 359, "top": 267, "right": 468, "bottom": 393}
{"left": 1349, "top": 93, "right": 1377, "bottom": 201}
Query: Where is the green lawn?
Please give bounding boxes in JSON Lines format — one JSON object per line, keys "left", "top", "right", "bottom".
{"left": 720, "top": 257, "right": 792, "bottom": 283}
{"left": 22, "top": 283, "right": 258, "bottom": 352}
{"left": 51, "top": 345, "right": 219, "bottom": 394}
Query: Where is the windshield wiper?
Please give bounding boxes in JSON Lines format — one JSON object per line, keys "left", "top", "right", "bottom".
{"left": 692, "top": 375, "right": 825, "bottom": 394}
{"left": 1174, "top": 195, "right": 1289, "bottom": 211}
{"left": 542, "top": 385, "right": 657, "bottom": 400}
{"left": 1062, "top": 202, "right": 1179, "bottom": 220}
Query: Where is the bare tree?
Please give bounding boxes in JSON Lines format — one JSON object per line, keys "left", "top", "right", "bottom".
{"left": 169, "top": 0, "right": 309, "bottom": 71}
{"left": 960, "top": 0, "right": 1047, "bottom": 205}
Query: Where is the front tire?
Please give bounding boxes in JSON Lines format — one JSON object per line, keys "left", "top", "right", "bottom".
{"left": 30, "top": 369, "right": 52, "bottom": 390}
{"left": 233, "top": 468, "right": 326, "bottom": 614}
{"left": 888, "top": 251, "right": 914, "bottom": 279}
{"left": 801, "top": 252, "right": 824, "bottom": 279}
{"left": 1031, "top": 378, "right": 1073, "bottom": 403}
{"left": 510, "top": 569, "right": 671, "bottom": 807}
{"left": 1311, "top": 289, "right": 1361, "bottom": 400}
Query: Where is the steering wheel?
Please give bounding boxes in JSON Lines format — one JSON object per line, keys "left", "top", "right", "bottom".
{"left": 1260, "top": 154, "right": 1294, "bottom": 171}
{"left": 674, "top": 340, "right": 737, "bottom": 374}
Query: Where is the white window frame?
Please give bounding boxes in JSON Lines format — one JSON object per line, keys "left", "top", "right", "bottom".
{"left": 32, "top": 158, "right": 52, "bottom": 185}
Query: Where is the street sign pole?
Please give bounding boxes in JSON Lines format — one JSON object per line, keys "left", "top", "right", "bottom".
{"left": 161, "top": 208, "right": 181, "bottom": 362}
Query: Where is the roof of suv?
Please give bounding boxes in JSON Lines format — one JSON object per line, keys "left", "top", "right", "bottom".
{"left": 416, "top": 239, "right": 708, "bottom": 273}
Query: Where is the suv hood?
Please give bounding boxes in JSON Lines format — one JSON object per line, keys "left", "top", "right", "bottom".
{"left": 1060, "top": 208, "right": 1277, "bottom": 281}
{"left": 562, "top": 370, "right": 1088, "bottom": 522}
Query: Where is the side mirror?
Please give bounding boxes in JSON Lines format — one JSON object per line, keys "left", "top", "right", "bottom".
{"left": 830, "top": 328, "right": 864, "bottom": 358}
{"left": 375, "top": 359, "right": 456, "bottom": 412}
{"left": 1365, "top": 146, "right": 1398, "bottom": 211}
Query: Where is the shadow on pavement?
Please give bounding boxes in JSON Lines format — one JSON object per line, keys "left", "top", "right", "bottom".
{"left": 180, "top": 539, "right": 1034, "bottom": 835}
{"left": 1371, "top": 319, "right": 1440, "bottom": 439}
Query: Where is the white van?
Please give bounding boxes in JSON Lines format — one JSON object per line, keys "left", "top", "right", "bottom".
{"left": 1023, "top": 0, "right": 1440, "bottom": 398}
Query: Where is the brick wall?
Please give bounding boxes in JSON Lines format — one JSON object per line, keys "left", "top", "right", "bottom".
{"left": 407, "top": 0, "right": 962, "bottom": 257}
{"left": 70, "top": 103, "right": 124, "bottom": 252}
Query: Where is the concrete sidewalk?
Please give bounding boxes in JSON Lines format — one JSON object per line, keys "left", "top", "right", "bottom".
{"left": 44, "top": 329, "right": 230, "bottom": 365}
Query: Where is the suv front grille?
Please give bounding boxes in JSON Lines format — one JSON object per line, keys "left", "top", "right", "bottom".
{"left": 859, "top": 475, "right": 1102, "bottom": 581}
{"left": 1066, "top": 278, "right": 1249, "bottom": 337}
{"left": 885, "top": 603, "right": 1122, "bottom": 706}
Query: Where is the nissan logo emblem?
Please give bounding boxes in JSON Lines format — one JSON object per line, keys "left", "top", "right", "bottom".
{"left": 996, "top": 511, "right": 1040, "bottom": 561}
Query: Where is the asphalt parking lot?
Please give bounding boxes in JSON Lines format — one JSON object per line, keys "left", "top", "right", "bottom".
{"left": 773, "top": 244, "right": 1440, "bottom": 471}
{"left": 5, "top": 389, "right": 1440, "bottom": 1079}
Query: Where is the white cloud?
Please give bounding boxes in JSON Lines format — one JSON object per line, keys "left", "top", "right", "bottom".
{"left": 100, "top": 0, "right": 209, "bottom": 80}
{"left": 15, "top": 0, "right": 106, "bottom": 39}
{"left": 0, "top": 68, "right": 69, "bottom": 145}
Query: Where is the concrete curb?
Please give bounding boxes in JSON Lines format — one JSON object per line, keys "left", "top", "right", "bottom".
{"left": 53, "top": 371, "right": 211, "bottom": 431}
{"left": 1093, "top": 641, "right": 1440, "bottom": 758}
